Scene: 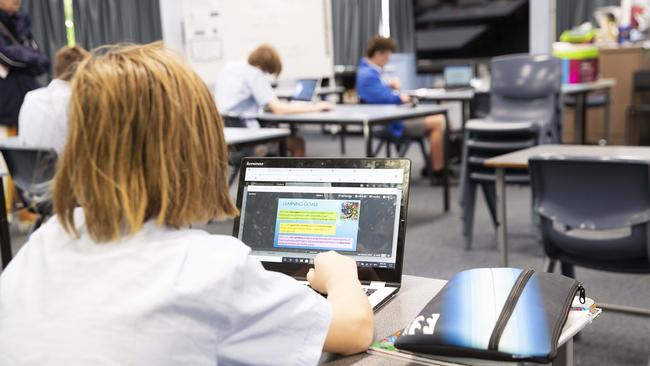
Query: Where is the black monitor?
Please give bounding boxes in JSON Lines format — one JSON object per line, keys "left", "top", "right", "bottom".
{"left": 413, "top": 0, "right": 529, "bottom": 72}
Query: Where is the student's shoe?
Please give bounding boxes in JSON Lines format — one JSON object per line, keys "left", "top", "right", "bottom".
{"left": 429, "top": 170, "right": 445, "bottom": 186}
{"left": 17, "top": 209, "right": 36, "bottom": 233}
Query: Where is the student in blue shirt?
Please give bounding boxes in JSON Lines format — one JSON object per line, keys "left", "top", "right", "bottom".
{"left": 356, "top": 36, "right": 446, "bottom": 182}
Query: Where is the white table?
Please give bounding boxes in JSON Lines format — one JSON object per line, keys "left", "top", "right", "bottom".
{"left": 322, "top": 275, "right": 598, "bottom": 366}
{"left": 484, "top": 144, "right": 650, "bottom": 267}
{"left": 223, "top": 127, "right": 290, "bottom": 147}
{"left": 256, "top": 104, "right": 452, "bottom": 211}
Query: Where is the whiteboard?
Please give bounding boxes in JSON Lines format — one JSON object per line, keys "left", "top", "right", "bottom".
{"left": 171, "top": 0, "right": 334, "bottom": 86}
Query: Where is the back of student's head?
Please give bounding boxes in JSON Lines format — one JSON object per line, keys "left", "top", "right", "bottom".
{"left": 248, "top": 44, "right": 282, "bottom": 76}
{"left": 53, "top": 42, "right": 239, "bottom": 242}
{"left": 53, "top": 45, "right": 90, "bottom": 81}
{"left": 364, "top": 35, "right": 396, "bottom": 58}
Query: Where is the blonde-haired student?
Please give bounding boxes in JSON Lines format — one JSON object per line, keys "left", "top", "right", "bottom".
{"left": 0, "top": 42, "right": 373, "bottom": 365}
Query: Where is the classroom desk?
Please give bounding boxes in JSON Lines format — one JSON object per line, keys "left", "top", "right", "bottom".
{"left": 224, "top": 127, "right": 290, "bottom": 155}
{"left": 484, "top": 144, "right": 650, "bottom": 267}
{"left": 256, "top": 104, "right": 451, "bottom": 211}
{"left": 406, "top": 88, "right": 475, "bottom": 132}
{"left": 322, "top": 275, "right": 598, "bottom": 366}
{"left": 561, "top": 79, "right": 616, "bottom": 145}
{"left": 275, "top": 86, "right": 346, "bottom": 101}
{"left": 0, "top": 169, "right": 10, "bottom": 270}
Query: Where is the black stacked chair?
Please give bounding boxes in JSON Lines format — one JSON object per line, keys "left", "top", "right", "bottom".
{"left": 460, "top": 54, "right": 562, "bottom": 249}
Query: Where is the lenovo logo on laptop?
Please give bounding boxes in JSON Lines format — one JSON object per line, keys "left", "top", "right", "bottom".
{"left": 246, "top": 162, "right": 265, "bottom": 166}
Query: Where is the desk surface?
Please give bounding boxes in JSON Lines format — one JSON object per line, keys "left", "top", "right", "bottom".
{"left": 323, "top": 275, "right": 596, "bottom": 366}
{"left": 560, "top": 78, "right": 617, "bottom": 94}
{"left": 473, "top": 78, "right": 616, "bottom": 95}
{"left": 406, "top": 88, "right": 475, "bottom": 101}
{"left": 484, "top": 144, "right": 650, "bottom": 169}
{"left": 256, "top": 104, "right": 448, "bottom": 125}
{"left": 275, "top": 86, "right": 345, "bottom": 99}
{"left": 223, "top": 127, "right": 290, "bottom": 145}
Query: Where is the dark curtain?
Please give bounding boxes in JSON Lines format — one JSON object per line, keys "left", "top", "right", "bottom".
{"left": 556, "top": 0, "right": 620, "bottom": 40}
{"left": 73, "top": 0, "right": 162, "bottom": 49}
{"left": 331, "top": 0, "right": 382, "bottom": 66}
{"left": 20, "top": 0, "right": 67, "bottom": 80}
{"left": 389, "top": 0, "right": 415, "bottom": 53}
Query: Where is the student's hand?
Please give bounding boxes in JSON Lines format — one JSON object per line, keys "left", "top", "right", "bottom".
{"left": 389, "top": 78, "right": 401, "bottom": 90}
{"left": 307, "top": 251, "right": 359, "bottom": 294}
{"left": 400, "top": 94, "right": 412, "bottom": 104}
{"left": 312, "top": 101, "right": 334, "bottom": 112}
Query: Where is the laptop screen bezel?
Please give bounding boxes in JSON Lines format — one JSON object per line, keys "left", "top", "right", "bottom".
{"left": 444, "top": 65, "right": 474, "bottom": 87}
{"left": 291, "top": 78, "right": 319, "bottom": 101}
{"left": 232, "top": 157, "right": 410, "bottom": 285}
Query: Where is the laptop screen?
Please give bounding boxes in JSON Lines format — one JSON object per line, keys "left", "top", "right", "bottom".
{"left": 444, "top": 65, "right": 473, "bottom": 87}
{"left": 233, "top": 158, "right": 410, "bottom": 281}
{"left": 292, "top": 79, "right": 318, "bottom": 101}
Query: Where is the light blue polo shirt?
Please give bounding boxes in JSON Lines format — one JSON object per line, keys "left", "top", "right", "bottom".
{"left": 214, "top": 60, "right": 276, "bottom": 128}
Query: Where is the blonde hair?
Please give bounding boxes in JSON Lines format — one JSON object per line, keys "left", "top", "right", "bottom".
{"left": 53, "top": 42, "right": 238, "bottom": 242}
{"left": 247, "top": 44, "right": 282, "bottom": 76}
{"left": 54, "top": 45, "right": 90, "bottom": 81}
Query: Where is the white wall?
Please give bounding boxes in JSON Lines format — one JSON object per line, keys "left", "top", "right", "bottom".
{"left": 159, "top": 0, "right": 334, "bottom": 87}
{"left": 530, "top": 0, "right": 556, "bottom": 54}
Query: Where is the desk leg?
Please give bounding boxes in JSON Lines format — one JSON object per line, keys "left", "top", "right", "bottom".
{"left": 278, "top": 138, "right": 288, "bottom": 157}
{"left": 0, "top": 178, "right": 12, "bottom": 269}
{"left": 462, "top": 100, "right": 470, "bottom": 134}
{"left": 574, "top": 92, "right": 587, "bottom": 145}
{"left": 340, "top": 124, "right": 347, "bottom": 155}
{"left": 363, "top": 121, "right": 372, "bottom": 157}
{"left": 443, "top": 111, "right": 450, "bottom": 212}
{"left": 553, "top": 339, "right": 573, "bottom": 366}
{"left": 495, "top": 168, "right": 508, "bottom": 267}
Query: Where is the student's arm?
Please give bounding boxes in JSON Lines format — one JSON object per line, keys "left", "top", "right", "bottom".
{"left": 307, "top": 251, "right": 374, "bottom": 355}
{"left": 357, "top": 69, "right": 403, "bottom": 104}
{"left": 267, "top": 98, "right": 332, "bottom": 115}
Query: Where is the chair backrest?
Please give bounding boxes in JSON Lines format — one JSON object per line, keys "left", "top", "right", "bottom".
{"left": 529, "top": 156, "right": 650, "bottom": 230}
{"left": 0, "top": 146, "right": 57, "bottom": 199}
{"left": 490, "top": 54, "right": 561, "bottom": 122}
{"left": 221, "top": 113, "right": 247, "bottom": 128}
{"left": 632, "top": 69, "right": 650, "bottom": 105}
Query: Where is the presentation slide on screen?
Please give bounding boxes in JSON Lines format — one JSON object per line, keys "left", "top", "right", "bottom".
{"left": 273, "top": 198, "right": 361, "bottom": 251}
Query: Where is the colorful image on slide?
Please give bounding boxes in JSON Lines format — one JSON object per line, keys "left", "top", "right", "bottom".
{"left": 273, "top": 198, "right": 361, "bottom": 251}
{"left": 340, "top": 201, "right": 359, "bottom": 221}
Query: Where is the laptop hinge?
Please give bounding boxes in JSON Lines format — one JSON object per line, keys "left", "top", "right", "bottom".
{"left": 385, "top": 281, "right": 401, "bottom": 288}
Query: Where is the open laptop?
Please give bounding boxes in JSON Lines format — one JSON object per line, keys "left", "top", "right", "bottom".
{"left": 233, "top": 157, "right": 411, "bottom": 311}
{"left": 443, "top": 65, "right": 474, "bottom": 90}
{"left": 291, "top": 78, "right": 319, "bottom": 101}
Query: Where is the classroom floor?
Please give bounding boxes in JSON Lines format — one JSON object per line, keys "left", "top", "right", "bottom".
{"left": 5, "top": 128, "right": 650, "bottom": 366}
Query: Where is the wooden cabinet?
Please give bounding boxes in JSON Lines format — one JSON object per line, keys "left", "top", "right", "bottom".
{"left": 562, "top": 45, "right": 650, "bottom": 145}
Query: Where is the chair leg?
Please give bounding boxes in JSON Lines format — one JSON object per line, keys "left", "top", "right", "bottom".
{"left": 373, "top": 140, "right": 385, "bottom": 157}
{"left": 543, "top": 257, "right": 556, "bottom": 273}
{"left": 480, "top": 182, "right": 498, "bottom": 227}
{"left": 461, "top": 181, "right": 478, "bottom": 250}
{"left": 228, "top": 168, "right": 239, "bottom": 186}
{"left": 416, "top": 138, "right": 432, "bottom": 172}
{"left": 560, "top": 262, "right": 575, "bottom": 278}
{"left": 386, "top": 140, "right": 392, "bottom": 157}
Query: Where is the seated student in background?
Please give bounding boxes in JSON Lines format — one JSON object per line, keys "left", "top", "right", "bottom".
{"left": 0, "top": 43, "right": 373, "bottom": 365}
{"left": 356, "top": 35, "right": 446, "bottom": 182}
{"left": 215, "top": 44, "right": 332, "bottom": 156}
{"left": 18, "top": 45, "right": 89, "bottom": 154}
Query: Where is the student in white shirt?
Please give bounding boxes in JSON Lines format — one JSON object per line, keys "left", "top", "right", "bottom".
{"left": 0, "top": 42, "right": 373, "bottom": 365}
{"left": 18, "top": 45, "right": 89, "bottom": 154}
{"left": 215, "top": 44, "right": 332, "bottom": 156}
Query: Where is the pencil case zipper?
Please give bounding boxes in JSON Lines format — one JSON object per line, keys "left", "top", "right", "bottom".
{"left": 488, "top": 268, "right": 535, "bottom": 351}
